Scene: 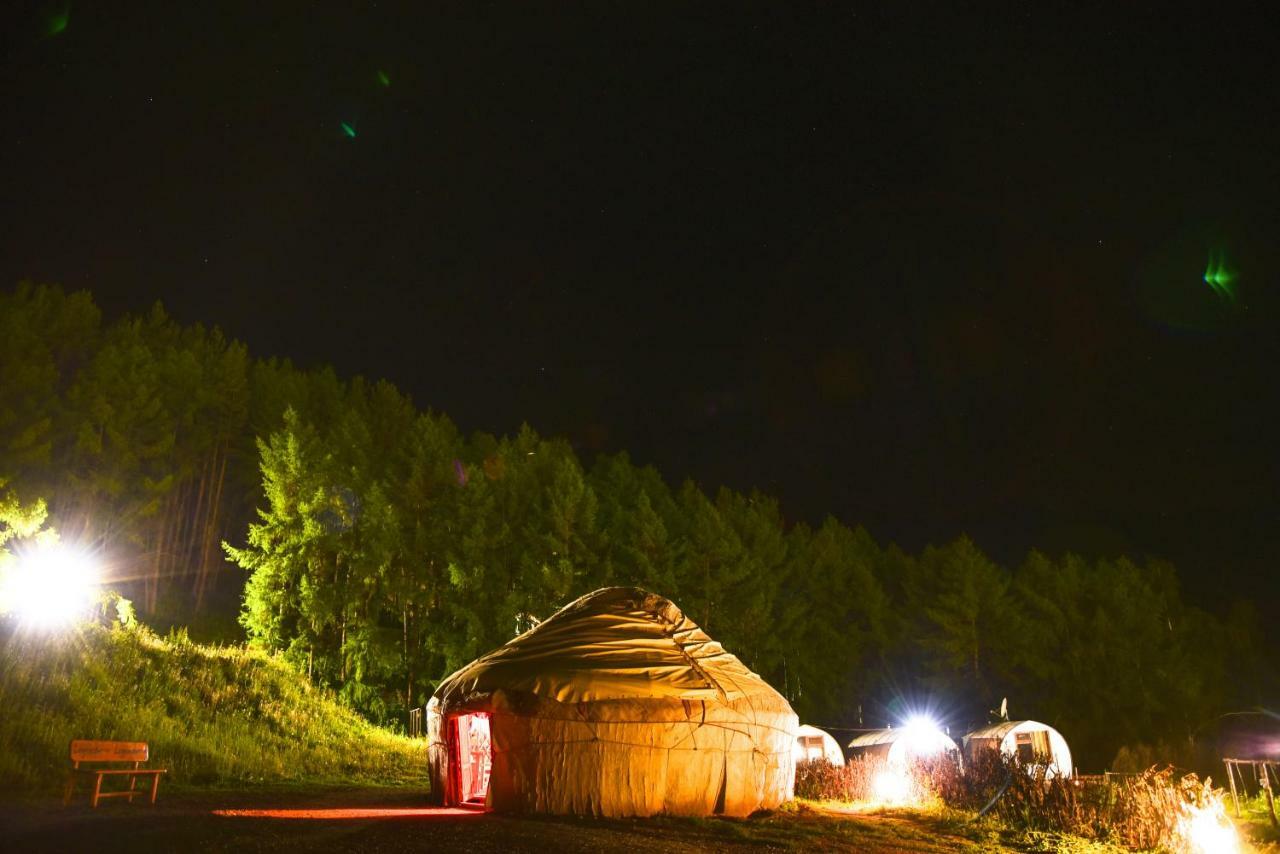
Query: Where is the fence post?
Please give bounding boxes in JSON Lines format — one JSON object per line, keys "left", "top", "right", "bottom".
{"left": 408, "top": 707, "right": 424, "bottom": 739}
{"left": 1224, "top": 760, "right": 1240, "bottom": 818}
{"left": 1263, "top": 762, "right": 1278, "bottom": 829}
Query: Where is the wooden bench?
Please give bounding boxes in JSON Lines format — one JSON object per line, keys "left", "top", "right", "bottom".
{"left": 63, "top": 740, "right": 167, "bottom": 808}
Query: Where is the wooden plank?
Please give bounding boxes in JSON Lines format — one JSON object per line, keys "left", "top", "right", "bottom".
{"left": 96, "top": 789, "right": 145, "bottom": 800}
{"left": 70, "top": 740, "right": 149, "bottom": 763}
{"left": 67, "top": 739, "right": 166, "bottom": 807}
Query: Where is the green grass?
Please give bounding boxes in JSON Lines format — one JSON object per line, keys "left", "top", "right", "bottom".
{"left": 0, "top": 623, "right": 427, "bottom": 793}
{"left": 1233, "top": 792, "right": 1280, "bottom": 852}
{"left": 568, "top": 803, "right": 1007, "bottom": 852}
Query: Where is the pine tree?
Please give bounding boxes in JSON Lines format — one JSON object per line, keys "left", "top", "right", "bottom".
{"left": 905, "top": 535, "right": 1012, "bottom": 708}
{"left": 778, "top": 519, "right": 889, "bottom": 723}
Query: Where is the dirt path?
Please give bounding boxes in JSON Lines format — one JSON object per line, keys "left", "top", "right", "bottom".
{"left": 0, "top": 787, "right": 1011, "bottom": 853}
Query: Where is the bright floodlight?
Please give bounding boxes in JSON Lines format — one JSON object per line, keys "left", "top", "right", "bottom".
{"left": 0, "top": 543, "right": 100, "bottom": 629}
{"left": 871, "top": 767, "right": 914, "bottom": 806}
{"left": 899, "top": 715, "right": 952, "bottom": 759}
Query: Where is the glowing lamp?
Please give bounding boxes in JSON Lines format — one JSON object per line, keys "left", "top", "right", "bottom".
{"left": 898, "top": 715, "right": 951, "bottom": 759}
{"left": 871, "top": 768, "right": 914, "bottom": 806}
{"left": 0, "top": 543, "right": 100, "bottom": 629}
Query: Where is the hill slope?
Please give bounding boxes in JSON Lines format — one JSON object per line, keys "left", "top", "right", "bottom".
{"left": 0, "top": 623, "right": 426, "bottom": 791}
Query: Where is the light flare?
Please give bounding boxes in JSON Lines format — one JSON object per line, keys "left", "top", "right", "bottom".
{"left": 871, "top": 767, "right": 916, "bottom": 806}
{"left": 900, "top": 715, "right": 949, "bottom": 758}
{"left": 47, "top": 8, "right": 70, "bottom": 36}
{"left": 0, "top": 543, "right": 100, "bottom": 628}
{"left": 1204, "top": 249, "right": 1237, "bottom": 301}
{"left": 1176, "top": 797, "right": 1239, "bottom": 854}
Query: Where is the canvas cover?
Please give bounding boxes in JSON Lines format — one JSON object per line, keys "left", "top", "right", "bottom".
{"left": 428, "top": 587, "right": 797, "bottom": 817}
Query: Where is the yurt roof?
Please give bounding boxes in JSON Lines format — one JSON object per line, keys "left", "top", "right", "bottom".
{"left": 433, "top": 587, "right": 788, "bottom": 708}
{"left": 966, "top": 720, "right": 1053, "bottom": 741}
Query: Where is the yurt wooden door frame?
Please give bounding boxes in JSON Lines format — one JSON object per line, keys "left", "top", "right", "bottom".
{"left": 446, "top": 712, "right": 492, "bottom": 807}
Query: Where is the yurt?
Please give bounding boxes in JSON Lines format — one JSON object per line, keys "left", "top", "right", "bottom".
{"left": 963, "top": 720, "right": 1073, "bottom": 779}
{"left": 426, "top": 587, "right": 798, "bottom": 817}
{"left": 794, "top": 724, "right": 845, "bottom": 766}
{"left": 846, "top": 720, "right": 960, "bottom": 765}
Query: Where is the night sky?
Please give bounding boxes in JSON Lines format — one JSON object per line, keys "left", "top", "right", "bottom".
{"left": 4, "top": 5, "right": 1278, "bottom": 616}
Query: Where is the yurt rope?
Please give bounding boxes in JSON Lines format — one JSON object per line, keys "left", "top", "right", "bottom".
{"left": 486, "top": 711, "right": 795, "bottom": 755}
{"left": 668, "top": 621, "right": 727, "bottom": 701}
{"left": 501, "top": 712, "right": 796, "bottom": 737}
{"left": 490, "top": 739, "right": 794, "bottom": 756}
{"left": 709, "top": 667, "right": 769, "bottom": 759}
{"left": 658, "top": 605, "right": 774, "bottom": 761}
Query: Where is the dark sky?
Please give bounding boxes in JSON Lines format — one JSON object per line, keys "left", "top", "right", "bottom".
{"left": 4, "top": 4, "right": 1278, "bottom": 614}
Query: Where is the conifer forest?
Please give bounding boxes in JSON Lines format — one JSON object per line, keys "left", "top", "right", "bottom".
{"left": 0, "top": 282, "right": 1270, "bottom": 770}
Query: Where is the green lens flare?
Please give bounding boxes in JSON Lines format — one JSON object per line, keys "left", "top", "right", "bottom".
{"left": 1203, "top": 249, "right": 1237, "bottom": 301}
{"left": 48, "top": 8, "right": 70, "bottom": 35}
{"left": 377, "top": 70, "right": 391, "bottom": 87}
{"left": 341, "top": 122, "right": 356, "bottom": 139}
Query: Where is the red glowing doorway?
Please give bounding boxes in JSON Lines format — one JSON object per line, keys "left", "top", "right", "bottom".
{"left": 449, "top": 713, "right": 492, "bottom": 806}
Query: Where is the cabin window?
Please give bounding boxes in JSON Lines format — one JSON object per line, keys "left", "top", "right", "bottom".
{"left": 800, "top": 736, "right": 824, "bottom": 762}
{"left": 452, "top": 713, "right": 492, "bottom": 804}
{"left": 1015, "top": 730, "right": 1051, "bottom": 764}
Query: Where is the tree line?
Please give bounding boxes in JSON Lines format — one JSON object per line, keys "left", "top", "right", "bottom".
{"left": 0, "top": 282, "right": 1270, "bottom": 768}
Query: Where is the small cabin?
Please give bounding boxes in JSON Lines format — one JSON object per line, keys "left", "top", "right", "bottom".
{"left": 794, "top": 724, "right": 845, "bottom": 766}
{"left": 963, "top": 720, "right": 1073, "bottom": 779}
{"left": 847, "top": 723, "right": 960, "bottom": 765}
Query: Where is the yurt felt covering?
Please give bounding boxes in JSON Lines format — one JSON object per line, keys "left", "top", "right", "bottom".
{"left": 427, "top": 587, "right": 797, "bottom": 817}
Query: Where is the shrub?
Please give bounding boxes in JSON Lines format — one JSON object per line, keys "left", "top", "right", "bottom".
{"left": 1110, "top": 739, "right": 1207, "bottom": 776}
{"left": 940, "top": 756, "right": 1236, "bottom": 851}
{"left": 797, "top": 750, "right": 1237, "bottom": 851}
{"left": 795, "top": 759, "right": 853, "bottom": 801}
{"left": 795, "top": 755, "right": 947, "bottom": 807}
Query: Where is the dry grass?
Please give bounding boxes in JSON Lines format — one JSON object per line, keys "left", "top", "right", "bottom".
{"left": 796, "top": 755, "right": 943, "bottom": 808}
{"left": 971, "top": 761, "right": 1232, "bottom": 851}
{"left": 797, "top": 752, "right": 1240, "bottom": 851}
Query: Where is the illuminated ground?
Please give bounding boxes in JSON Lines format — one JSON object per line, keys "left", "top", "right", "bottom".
{"left": 0, "top": 786, "right": 1013, "bottom": 853}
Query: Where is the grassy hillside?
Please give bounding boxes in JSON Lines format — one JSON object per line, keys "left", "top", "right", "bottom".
{"left": 0, "top": 623, "right": 427, "bottom": 791}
